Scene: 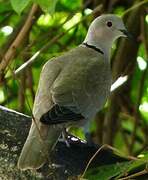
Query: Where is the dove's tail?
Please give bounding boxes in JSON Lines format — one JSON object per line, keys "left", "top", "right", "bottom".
{"left": 17, "top": 120, "right": 61, "bottom": 170}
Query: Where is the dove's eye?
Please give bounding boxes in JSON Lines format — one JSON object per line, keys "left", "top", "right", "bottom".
{"left": 106, "top": 21, "right": 112, "bottom": 27}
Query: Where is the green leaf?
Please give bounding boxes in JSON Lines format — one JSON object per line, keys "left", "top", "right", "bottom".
{"left": 34, "top": 0, "right": 58, "bottom": 14}
{"left": 10, "top": 0, "right": 31, "bottom": 14}
{"left": 84, "top": 159, "right": 147, "bottom": 180}
{"left": 85, "top": 162, "right": 129, "bottom": 180}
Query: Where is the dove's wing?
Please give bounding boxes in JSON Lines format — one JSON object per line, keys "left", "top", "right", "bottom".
{"left": 51, "top": 46, "right": 111, "bottom": 120}
{"left": 17, "top": 57, "right": 64, "bottom": 170}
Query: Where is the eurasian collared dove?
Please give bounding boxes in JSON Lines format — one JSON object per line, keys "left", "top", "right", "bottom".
{"left": 18, "top": 14, "right": 129, "bottom": 170}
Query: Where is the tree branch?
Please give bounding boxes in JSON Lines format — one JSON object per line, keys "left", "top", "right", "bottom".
{"left": 0, "top": 105, "right": 127, "bottom": 179}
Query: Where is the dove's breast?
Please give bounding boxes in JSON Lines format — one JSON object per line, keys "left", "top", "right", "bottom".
{"left": 77, "top": 57, "right": 112, "bottom": 119}
{"left": 51, "top": 46, "right": 112, "bottom": 120}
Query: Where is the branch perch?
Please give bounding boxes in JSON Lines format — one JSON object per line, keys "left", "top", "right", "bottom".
{"left": 0, "top": 105, "right": 127, "bottom": 179}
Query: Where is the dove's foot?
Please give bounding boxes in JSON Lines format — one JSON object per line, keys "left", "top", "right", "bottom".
{"left": 58, "top": 128, "right": 70, "bottom": 147}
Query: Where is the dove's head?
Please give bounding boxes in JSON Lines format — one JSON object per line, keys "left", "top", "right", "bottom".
{"left": 84, "top": 14, "right": 130, "bottom": 55}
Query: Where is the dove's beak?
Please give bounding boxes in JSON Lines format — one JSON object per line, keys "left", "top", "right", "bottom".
{"left": 119, "top": 29, "right": 133, "bottom": 40}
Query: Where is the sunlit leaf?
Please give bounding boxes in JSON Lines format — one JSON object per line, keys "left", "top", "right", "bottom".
{"left": 34, "top": 0, "right": 58, "bottom": 14}
{"left": 10, "top": 0, "right": 31, "bottom": 14}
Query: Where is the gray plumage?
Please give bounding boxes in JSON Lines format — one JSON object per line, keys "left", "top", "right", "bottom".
{"left": 18, "top": 14, "right": 128, "bottom": 170}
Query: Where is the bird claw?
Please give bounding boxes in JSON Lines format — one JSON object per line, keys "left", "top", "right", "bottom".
{"left": 58, "top": 129, "right": 70, "bottom": 147}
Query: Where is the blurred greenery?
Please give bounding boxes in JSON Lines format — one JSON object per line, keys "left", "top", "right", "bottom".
{"left": 0, "top": 0, "right": 148, "bottom": 179}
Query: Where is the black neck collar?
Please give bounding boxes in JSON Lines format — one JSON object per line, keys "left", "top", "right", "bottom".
{"left": 82, "top": 42, "right": 104, "bottom": 55}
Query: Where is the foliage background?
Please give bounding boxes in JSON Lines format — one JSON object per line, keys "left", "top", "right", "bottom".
{"left": 0, "top": 0, "right": 147, "bottom": 179}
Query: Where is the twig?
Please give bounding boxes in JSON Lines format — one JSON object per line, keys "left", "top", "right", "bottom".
{"left": 81, "top": 144, "right": 108, "bottom": 178}
{"left": 18, "top": 69, "right": 26, "bottom": 112}
{"left": 81, "top": 144, "right": 137, "bottom": 178}
{"left": 27, "top": 67, "right": 35, "bottom": 100}
{"left": 118, "top": 169, "right": 148, "bottom": 180}
{"left": 0, "top": 4, "right": 39, "bottom": 73}
{"left": 18, "top": 37, "right": 30, "bottom": 112}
